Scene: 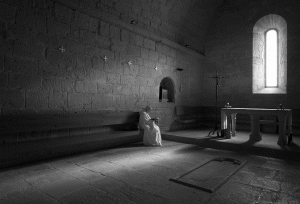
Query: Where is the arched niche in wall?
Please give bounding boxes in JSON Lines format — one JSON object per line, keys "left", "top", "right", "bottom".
{"left": 159, "top": 77, "right": 175, "bottom": 103}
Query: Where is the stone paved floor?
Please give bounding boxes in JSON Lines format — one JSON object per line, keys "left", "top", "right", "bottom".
{"left": 1, "top": 139, "right": 300, "bottom": 203}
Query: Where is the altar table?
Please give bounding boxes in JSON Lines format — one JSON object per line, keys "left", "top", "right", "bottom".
{"left": 221, "top": 108, "right": 292, "bottom": 145}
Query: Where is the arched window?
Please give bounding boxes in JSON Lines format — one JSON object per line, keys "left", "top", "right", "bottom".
{"left": 265, "top": 29, "right": 278, "bottom": 87}
{"left": 159, "top": 77, "right": 175, "bottom": 102}
{"left": 252, "top": 14, "right": 287, "bottom": 94}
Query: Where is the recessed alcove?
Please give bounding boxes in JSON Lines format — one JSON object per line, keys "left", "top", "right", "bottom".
{"left": 159, "top": 77, "right": 175, "bottom": 103}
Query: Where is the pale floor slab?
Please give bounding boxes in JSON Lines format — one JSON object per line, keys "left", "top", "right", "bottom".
{"left": 0, "top": 136, "right": 300, "bottom": 204}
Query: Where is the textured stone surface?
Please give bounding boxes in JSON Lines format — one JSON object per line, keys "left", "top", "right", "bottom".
{"left": 1, "top": 140, "right": 300, "bottom": 203}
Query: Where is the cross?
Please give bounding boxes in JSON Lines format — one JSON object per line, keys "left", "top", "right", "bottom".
{"left": 209, "top": 71, "right": 224, "bottom": 87}
{"left": 208, "top": 71, "right": 225, "bottom": 137}
{"left": 277, "top": 104, "right": 285, "bottom": 110}
{"left": 59, "top": 46, "right": 65, "bottom": 53}
{"left": 103, "top": 56, "right": 108, "bottom": 61}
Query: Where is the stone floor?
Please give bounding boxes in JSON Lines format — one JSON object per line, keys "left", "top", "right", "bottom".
{"left": 1, "top": 129, "right": 300, "bottom": 204}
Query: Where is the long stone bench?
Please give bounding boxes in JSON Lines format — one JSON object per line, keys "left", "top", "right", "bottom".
{"left": 170, "top": 106, "right": 216, "bottom": 131}
{"left": 0, "top": 111, "right": 141, "bottom": 168}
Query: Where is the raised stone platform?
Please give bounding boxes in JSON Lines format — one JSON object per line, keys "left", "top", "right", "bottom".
{"left": 162, "top": 129, "right": 300, "bottom": 161}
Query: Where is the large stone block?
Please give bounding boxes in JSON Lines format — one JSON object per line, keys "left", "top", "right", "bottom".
{"left": 73, "top": 11, "right": 90, "bottom": 31}
{"left": 14, "top": 40, "right": 45, "bottom": 61}
{"left": 91, "top": 94, "right": 113, "bottom": 109}
{"left": 107, "top": 72, "right": 121, "bottom": 84}
{"left": 39, "top": 61, "right": 68, "bottom": 78}
{"left": 150, "top": 21, "right": 159, "bottom": 29}
{"left": 9, "top": 73, "right": 41, "bottom": 90}
{"left": 158, "top": 53, "right": 167, "bottom": 64}
{"left": 162, "top": 44, "right": 171, "bottom": 56}
{"left": 92, "top": 56, "right": 105, "bottom": 70}
{"left": 0, "top": 73, "right": 7, "bottom": 88}
{"left": 0, "top": 89, "right": 25, "bottom": 108}
{"left": 104, "top": 61, "right": 122, "bottom": 74}
{"left": 5, "top": 57, "right": 38, "bottom": 75}
{"left": 121, "top": 74, "right": 136, "bottom": 85}
{"left": 166, "top": 56, "right": 176, "bottom": 66}
{"left": 131, "top": 85, "right": 140, "bottom": 95}
{"left": 0, "top": 55, "right": 4, "bottom": 72}
{"left": 95, "top": 35, "right": 111, "bottom": 49}
{"left": 7, "top": 23, "right": 35, "bottom": 43}
{"left": 156, "top": 43, "right": 163, "bottom": 53}
{"left": 143, "top": 59, "right": 156, "bottom": 69}
{"left": 86, "top": 68, "right": 106, "bottom": 81}
{"left": 118, "top": 95, "right": 138, "bottom": 109}
{"left": 89, "top": 17, "right": 99, "bottom": 33}
{"left": 111, "top": 39, "right": 127, "bottom": 52}
{"left": 141, "top": 48, "right": 149, "bottom": 59}
{"left": 26, "top": 90, "right": 49, "bottom": 109}
{"left": 76, "top": 54, "right": 92, "bottom": 70}
{"left": 42, "top": 77, "right": 61, "bottom": 92}
{"left": 75, "top": 80, "right": 97, "bottom": 93}
{"left": 146, "top": 77, "right": 156, "bottom": 86}
{"left": 130, "top": 32, "right": 144, "bottom": 47}
{"left": 121, "top": 29, "right": 130, "bottom": 42}
{"left": 135, "top": 58, "right": 144, "bottom": 66}
{"left": 60, "top": 78, "right": 75, "bottom": 92}
{"left": 138, "top": 66, "right": 151, "bottom": 77}
{"left": 97, "top": 81, "right": 113, "bottom": 94}
{"left": 100, "top": 20, "right": 110, "bottom": 37}
{"left": 36, "top": 32, "right": 50, "bottom": 46}
{"left": 109, "top": 24, "right": 120, "bottom": 39}
{"left": 65, "top": 39, "right": 85, "bottom": 54}
{"left": 55, "top": 3, "right": 74, "bottom": 24}
{"left": 49, "top": 91, "right": 67, "bottom": 109}
{"left": 140, "top": 86, "right": 152, "bottom": 95}
{"left": 0, "top": 2, "right": 16, "bottom": 23}
{"left": 144, "top": 38, "right": 155, "bottom": 50}
{"left": 123, "top": 64, "right": 139, "bottom": 76}
{"left": 149, "top": 50, "right": 159, "bottom": 61}
{"left": 112, "top": 84, "right": 132, "bottom": 95}
{"left": 80, "top": 29, "right": 97, "bottom": 46}
{"left": 33, "top": 14, "right": 47, "bottom": 33}
{"left": 47, "top": 48, "right": 74, "bottom": 67}
{"left": 127, "top": 44, "right": 141, "bottom": 57}
{"left": 135, "top": 76, "right": 147, "bottom": 86}
{"left": 48, "top": 19, "right": 70, "bottom": 37}
{"left": 67, "top": 93, "right": 91, "bottom": 109}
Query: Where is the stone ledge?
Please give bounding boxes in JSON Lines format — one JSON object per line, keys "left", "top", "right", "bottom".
{"left": 0, "top": 131, "right": 141, "bottom": 169}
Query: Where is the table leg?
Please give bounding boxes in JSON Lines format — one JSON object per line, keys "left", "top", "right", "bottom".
{"left": 231, "top": 113, "right": 236, "bottom": 136}
{"left": 277, "top": 116, "right": 287, "bottom": 145}
{"left": 225, "top": 114, "right": 232, "bottom": 139}
{"left": 249, "top": 115, "right": 262, "bottom": 141}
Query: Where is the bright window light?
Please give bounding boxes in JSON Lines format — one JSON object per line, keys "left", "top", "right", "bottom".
{"left": 265, "top": 29, "right": 278, "bottom": 87}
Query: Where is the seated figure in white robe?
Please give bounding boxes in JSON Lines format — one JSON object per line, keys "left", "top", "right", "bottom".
{"left": 139, "top": 106, "right": 162, "bottom": 146}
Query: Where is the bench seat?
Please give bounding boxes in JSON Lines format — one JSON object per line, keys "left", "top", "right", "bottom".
{"left": 0, "top": 111, "right": 141, "bottom": 168}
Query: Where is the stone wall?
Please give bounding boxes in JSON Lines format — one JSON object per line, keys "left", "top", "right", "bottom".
{"left": 204, "top": 0, "right": 300, "bottom": 110}
{"left": 0, "top": 0, "right": 207, "bottom": 129}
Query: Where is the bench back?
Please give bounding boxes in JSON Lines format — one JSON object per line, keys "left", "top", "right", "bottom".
{"left": 0, "top": 111, "right": 140, "bottom": 134}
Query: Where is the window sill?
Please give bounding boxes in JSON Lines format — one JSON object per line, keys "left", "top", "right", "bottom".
{"left": 253, "top": 87, "right": 286, "bottom": 94}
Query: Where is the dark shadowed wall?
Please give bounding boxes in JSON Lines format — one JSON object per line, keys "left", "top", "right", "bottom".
{"left": 0, "top": 0, "right": 223, "bottom": 129}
